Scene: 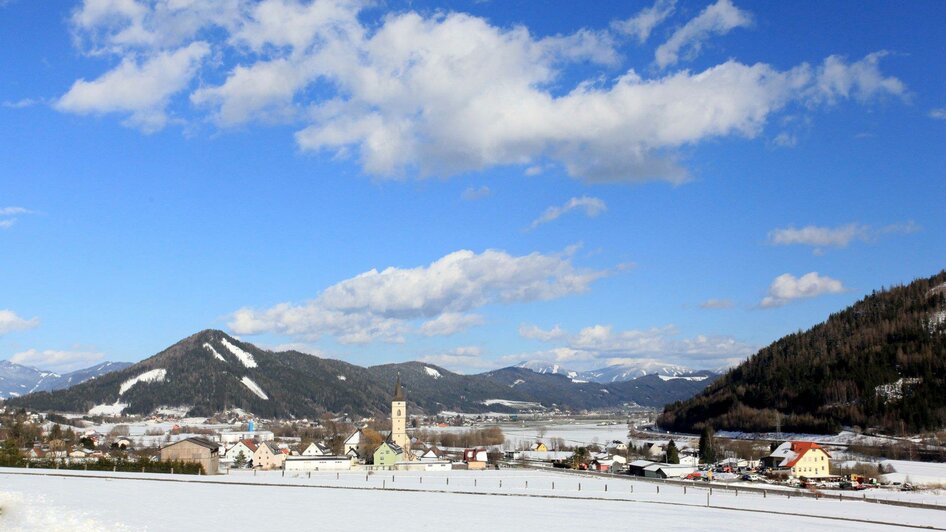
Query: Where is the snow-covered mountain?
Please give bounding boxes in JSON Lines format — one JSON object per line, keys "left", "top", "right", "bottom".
{"left": 0, "top": 360, "right": 131, "bottom": 400}
{"left": 518, "top": 360, "right": 702, "bottom": 383}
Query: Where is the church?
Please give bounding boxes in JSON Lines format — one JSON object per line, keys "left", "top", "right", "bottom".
{"left": 374, "top": 373, "right": 415, "bottom": 466}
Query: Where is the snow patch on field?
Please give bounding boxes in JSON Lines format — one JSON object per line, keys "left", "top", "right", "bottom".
{"left": 222, "top": 338, "right": 257, "bottom": 368}
{"left": 481, "top": 399, "right": 543, "bottom": 409}
{"left": 119, "top": 369, "right": 166, "bottom": 395}
{"left": 153, "top": 405, "right": 191, "bottom": 417}
{"left": 424, "top": 367, "right": 442, "bottom": 379}
{"left": 88, "top": 402, "right": 128, "bottom": 416}
{"left": 658, "top": 375, "right": 709, "bottom": 382}
{"left": 203, "top": 343, "right": 227, "bottom": 362}
{"left": 241, "top": 376, "right": 268, "bottom": 400}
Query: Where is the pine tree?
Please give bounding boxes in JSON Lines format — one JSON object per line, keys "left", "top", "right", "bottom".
{"left": 698, "top": 426, "right": 717, "bottom": 464}
{"left": 666, "top": 439, "right": 680, "bottom": 464}
{"left": 234, "top": 450, "right": 246, "bottom": 468}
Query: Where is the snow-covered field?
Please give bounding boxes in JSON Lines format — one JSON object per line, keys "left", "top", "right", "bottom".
{"left": 2, "top": 468, "right": 944, "bottom": 531}
{"left": 428, "top": 421, "right": 630, "bottom": 448}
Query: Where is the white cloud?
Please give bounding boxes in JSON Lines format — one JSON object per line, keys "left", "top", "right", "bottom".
{"left": 518, "top": 323, "right": 567, "bottom": 342}
{"left": 0, "top": 206, "right": 37, "bottom": 230}
{"left": 655, "top": 0, "right": 752, "bottom": 69}
{"left": 612, "top": 0, "right": 676, "bottom": 43}
{"left": 418, "top": 313, "right": 485, "bottom": 336}
{"left": 772, "top": 132, "right": 797, "bottom": 147}
{"left": 760, "top": 272, "right": 845, "bottom": 308}
{"left": 931, "top": 108, "right": 946, "bottom": 120}
{"left": 55, "top": 1, "right": 906, "bottom": 183}
{"left": 0, "top": 310, "right": 39, "bottom": 335}
{"left": 57, "top": 41, "right": 210, "bottom": 132}
{"left": 514, "top": 322, "right": 755, "bottom": 370}
{"left": 10, "top": 349, "right": 104, "bottom": 373}
{"left": 461, "top": 186, "right": 491, "bottom": 201}
{"left": 1, "top": 98, "right": 39, "bottom": 109}
{"left": 529, "top": 196, "right": 606, "bottom": 230}
{"left": 419, "top": 346, "right": 495, "bottom": 373}
{"left": 230, "top": 247, "right": 607, "bottom": 343}
{"left": 699, "top": 298, "right": 733, "bottom": 309}
{"left": 266, "top": 342, "right": 325, "bottom": 356}
{"left": 768, "top": 221, "right": 919, "bottom": 251}
{"left": 812, "top": 52, "right": 906, "bottom": 103}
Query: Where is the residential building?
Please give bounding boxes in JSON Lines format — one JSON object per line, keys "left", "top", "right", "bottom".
{"left": 254, "top": 441, "right": 288, "bottom": 470}
{"left": 343, "top": 429, "right": 363, "bottom": 457}
{"left": 301, "top": 442, "right": 331, "bottom": 456}
{"left": 374, "top": 441, "right": 404, "bottom": 468}
{"left": 224, "top": 439, "right": 258, "bottom": 465}
{"left": 284, "top": 455, "right": 352, "bottom": 472}
{"left": 530, "top": 442, "right": 548, "bottom": 452}
{"left": 764, "top": 441, "right": 831, "bottom": 478}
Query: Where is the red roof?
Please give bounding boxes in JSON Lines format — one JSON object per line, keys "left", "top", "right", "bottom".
{"left": 240, "top": 439, "right": 258, "bottom": 452}
{"left": 783, "top": 441, "right": 830, "bottom": 468}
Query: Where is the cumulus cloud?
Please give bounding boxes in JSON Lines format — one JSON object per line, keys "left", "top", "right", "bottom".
{"left": 529, "top": 196, "right": 606, "bottom": 230}
{"left": 699, "top": 298, "right": 733, "bottom": 309}
{"left": 760, "top": 272, "right": 845, "bottom": 308}
{"left": 57, "top": 41, "right": 210, "bottom": 131}
{"left": 10, "top": 349, "right": 104, "bottom": 373}
{"left": 612, "top": 0, "right": 676, "bottom": 43}
{"left": 516, "top": 322, "right": 756, "bottom": 370}
{"left": 0, "top": 310, "right": 39, "bottom": 335}
{"left": 768, "top": 221, "right": 919, "bottom": 252}
{"left": 230, "top": 248, "right": 607, "bottom": 343}
{"left": 655, "top": 0, "right": 752, "bottom": 69}
{"left": 461, "top": 186, "right": 492, "bottom": 201}
{"left": 54, "top": 0, "right": 906, "bottom": 183}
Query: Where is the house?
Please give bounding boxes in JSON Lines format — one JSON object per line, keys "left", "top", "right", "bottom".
{"left": 763, "top": 441, "right": 831, "bottom": 478}
{"left": 530, "top": 442, "right": 548, "bottom": 452}
{"left": 301, "top": 442, "right": 331, "bottom": 456}
{"left": 416, "top": 445, "right": 446, "bottom": 462}
{"left": 284, "top": 455, "right": 352, "bottom": 472}
{"left": 343, "top": 429, "right": 363, "bottom": 457}
{"left": 373, "top": 441, "right": 404, "bottom": 468}
{"left": 609, "top": 441, "right": 628, "bottom": 452}
{"left": 224, "top": 439, "right": 258, "bottom": 465}
{"left": 160, "top": 437, "right": 219, "bottom": 475}
{"left": 590, "top": 458, "right": 615, "bottom": 472}
{"left": 610, "top": 454, "right": 628, "bottom": 465}
{"left": 463, "top": 448, "right": 488, "bottom": 470}
{"left": 254, "top": 441, "right": 289, "bottom": 470}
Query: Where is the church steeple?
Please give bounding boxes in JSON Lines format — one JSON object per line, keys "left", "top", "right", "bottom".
{"left": 393, "top": 371, "right": 405, "bottom": 402}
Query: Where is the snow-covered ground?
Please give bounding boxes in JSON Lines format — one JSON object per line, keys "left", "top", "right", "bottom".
{"left": 1, "top": 468, "right": 944, "bottom": 531}
{"left": 427, "top": 421, "right": 630, "bottom": 448}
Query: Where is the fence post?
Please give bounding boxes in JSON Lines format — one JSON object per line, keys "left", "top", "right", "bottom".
{"left": 707, "top": 492, "right": 710, "bottom": 507}
{"left": 631, "top": 485, "right": 633, "bottom": 493}
{"left": 308, "top": 472, "right": 311, "bottom": 479}
{"left": 605, "top": 484, "right": 608, "bottom": 492}
{"left": 684, "top": 485, "right": 687, "bottom": 495}
{"left": 763, "top": 490, "right": 766, "bottom": 498}
{"left": 525, "top": 480, "right": 528, "bottom": 489}
{"left": 657, "top": 485, "right": 660, "bottom": 494}
{"left": 578, "top": 483, "right": 581, "bottom": 491}
{"left": 171, "top": 467, "right": 174, "bottom": 475}
{"left": 254, "top": 469, "right": 256, "bottom": 476}
{"left": 552, "top": 481, "right": 554, "bottom": 490}
{"left": 383, "top": 480, "right": 386, "bottom": 489}
{"left": 735, "top": 488, "right": 737, "bottom": 497}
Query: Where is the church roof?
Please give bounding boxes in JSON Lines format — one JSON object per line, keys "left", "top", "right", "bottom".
{"left": 393, "top": 372, "right": 405, "bottom": 402}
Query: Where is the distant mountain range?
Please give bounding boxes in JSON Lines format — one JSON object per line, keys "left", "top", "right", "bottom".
{"left": 0, "top": 360, "right": 132, "bottom": 400}
{"left": 659, "top": 271, "right": 946, "bottom": 435}
{"left": 3, "top": 330, "right": 720, "bottom": 417}
{"left": 515, "top": 360, "right": 707, "bottom": 383}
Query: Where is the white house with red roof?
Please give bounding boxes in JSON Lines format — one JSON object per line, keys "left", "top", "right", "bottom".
{"left": 224, "top": 439, "right": 258, "bottom": 465}
{"left": 764, "top": 441, "right": 832, "bottom": 478}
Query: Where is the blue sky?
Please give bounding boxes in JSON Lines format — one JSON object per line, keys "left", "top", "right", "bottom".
{"left": 1, "top": 0, "right": 944, "bottom": 374}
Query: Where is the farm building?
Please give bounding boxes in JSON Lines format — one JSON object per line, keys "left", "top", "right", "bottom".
{"left": 160, "top": 437, "right": 219, "bottom": 475}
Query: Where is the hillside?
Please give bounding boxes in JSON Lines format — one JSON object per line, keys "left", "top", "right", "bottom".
{"left": 658, "top": 271, "right": 946, "bottom": 435}
{"left": 5, "top": 330, "right": 717, "bottom": 417}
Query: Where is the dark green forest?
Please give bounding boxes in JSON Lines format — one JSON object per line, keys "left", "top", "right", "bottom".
{"left": 658, "top": 271, "right": 946, "bottom": 435}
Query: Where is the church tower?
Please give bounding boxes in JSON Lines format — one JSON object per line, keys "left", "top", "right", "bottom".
{"left": 391, "top": 373, "right": 410, "bottom": 452}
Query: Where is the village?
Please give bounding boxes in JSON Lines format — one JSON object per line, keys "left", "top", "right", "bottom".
{"left": 3, "top": 376, "right": 945, "bottom": 499}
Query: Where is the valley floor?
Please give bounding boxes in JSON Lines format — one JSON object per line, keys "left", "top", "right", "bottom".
{"left": 1, "top": 468, "right": 944, "bottom": 531}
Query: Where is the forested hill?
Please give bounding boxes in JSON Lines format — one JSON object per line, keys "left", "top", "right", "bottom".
{"left": 658, "top": 271, "right": 946, "bottom": 435}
